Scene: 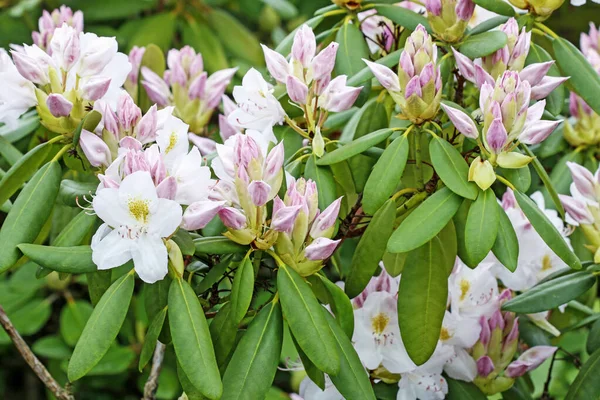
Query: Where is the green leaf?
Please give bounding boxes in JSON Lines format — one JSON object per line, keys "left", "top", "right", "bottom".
{"left": 0, "top": 111, "right": 39, "bottom": 143}
{"left": 0, "top": 161, "right": 61, "bottom": 272}
{"left": 383, "top": 251, "right": 407, "bottom": 277}
{"left": 221, "top": 302, "right": 283, "bottom": 400}
{"left": 60, "top": 300, "right": 94, "bottom": 347}
{"left": 209, "top": 302, "right": 238, "bottom": 368}
{"left": 374, "top": 4, "right": 431, "bottom": 32}
{"left": 447, "top": 378, "right": 487, "bottom": 399}
{"left": 181, "top": 18, "right": 229, "bottom": 73}
{"left": 32, "top": 336, "right": 71, "bottom": 360}
{"left": 565, "top": 347, "right": 600, "bottom": 400}
{"left": 87, "top": 346, "right": 136, "bottom": 376}
{"left": 587, "top": 318, "right": 600, "bottom": 355}
{"left": 87, "top": 270, "right": 112, "bottom": 307}
{"left": 459, "top": 31, "right": 508, "bottom": 59}
{"left": 57, "top": 180, "right": 97, "bottom": 207}
{"left": 275, "top": 15, "right": 324, "bottom": 55}
{"left": 513, "top": 190, "right": 581, "bottom": 270}
{"left": 230, "top": 256, "right": 254, "bottom": 324}
{"left": 305, "top": 155, "right": 337, "bottom": 210}
{"left": 317, "top": 128, "right": 394, "bottom": 166}
{"left": 345, "top": 199, "right": 396, "bottom": 298}
{"left": 68, "top": 271, "right": 135, "bottom": 381}
{"left": 492, "top": 205, "right": 519, "bottom": 272}
{"left": 207, "top": 9, "right": 264, "bottom": 66}
{"left": 464, "top": 188, "right": 499, "bottom": 266}
{"left": 499, "top": 165, "right": 531, "bottom": 193}
{"left": 0, "top": 135, "right": 23, "bottom": 165}
{"left": 468, "top": 16, "right": 510, "bottom": 36}
{"left": 388, "top": 188, "right": 462, "bottom": 253}
{"left": 18, "top": 245, "right": 97, "bottom": 274}
{"left": 429, "top": 137, "right": 478, "bottom": 200}
{"left": 136, "top": 43, "right": 165, "bottom": 112}
{"left": 261, "top": 0, "right": 298, "bottom": 19}
{"left": 398, "top": 238, "right": 448, "bottom": 365}
{"left": 65, "top": 0, "right": 157, "bottom": 21}
{"left": 472, "top": 0, "right": 516, "bottom": 16}
{"left": 334, "top": 21, "right": 370, "bottom": 77}
{"left": 325, "top": 313, "right": 377, "bottom": 400}
{"left": 526, "top": 44, "right": 564, "bottom": 116}
{"left": 363, "top": 135, "right": 409, "bottom": 215}
{"left": 169, "top": 277, "right": 222, "bottom": 400}
{"left": 453, "top": 198, "right": 471, "bottom": 265}
{"left": 277, "top": 264, "right": 340, "bottom": 375}
{"left": 317, "top": 274, "right": 355, "bottom": 339}
{"left": 292, "top": 334, "right": 325, "bottom": 390}
{"left": 54, "top": 210, "right": 97, "bottom": 246}
{"left": 127, "top": 12, "right": 176, "bottom": 52}
{"left": 0, "top": 142, "right": 51, "bottom": 209}
{"left": 553, "top": 37, "right": 600, "bottom": 115}
{"left": 502, "top": 271, "right": 595, "bottom": 313}
{"left": 194, "top": 236, "right": 248, "bottom": 254}
{"left": 172, "top": 229, "right": 196, "bottom": 256}
{"left": 347, "top": 49, "right": 403, "bottom": 87}
{"left": 139, "top": 306, "right": 167, "bottom": 371}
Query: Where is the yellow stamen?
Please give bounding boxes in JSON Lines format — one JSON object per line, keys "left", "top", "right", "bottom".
{"left": 541, "top": 254, "right": 552, "bottom": 271}
{"left": 459, "top": 279, "right": 470, "bottom": 301}
{"left": 372, "top": 313, "right": 390, "bottom": 335}
{"left": 440, "top": 327, "right": 451, "bottom": 341}
{"left": 165, "top": 132, "right": 178, "bottom": 154}
{"left": 128, "top": 198, "right": 150, "bottom": 223}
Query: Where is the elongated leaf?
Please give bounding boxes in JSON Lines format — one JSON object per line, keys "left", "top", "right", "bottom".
{"left": 18, "top": 245, "right": 96, "bottom": 273}
{"left": 57, "top": 180, "right": 97, "bottom": 207}
{"left": 383, "top": 251, "right": 407, "bottom": 277}
{"left": 169, "top": 277, "right": 222, "bottom": 400}
{"left": 502, "top": 271, "right": 595, "bottom": 313}
{"left": 0, "top": 111, "right": 39, "bottom": 143}
{"left": 60, "top": 300, "right": 94, "bottom": 347}
{"left": 447, "top": 378, "right": 487, "bottom": 399}
{"left": 468, "top": 16, "right": 510, "bottom": 35}
{"left": 500, "top": 165, "right": 531, "bottom": 193}
{"left": 520, "top": 144, "right": 565, "bottom": 217}
{"left": 565, "top": 348, "right": 600, "bottom": 400}
{"left": 464, "top": 188, "right": 499, "bottom": 266}
{"left": 277, "top": 265, "right": 340, "bottom": 375}
{"left": 553, "top": 37, "right": 600, "bottom": 115}
{"left": 513, "top": 191, "right": 581, "bottom": 270}
{"left": 87, "top": 270, "right": 112, "bottom": 307}
{"left": 398, "top": 239, "right": 448, "bottom": 365}
{"left": 345, "top": 199, "right": 396, "bottom": 298}
{"left": 492, "top": 205, "right": 519, "bottom": 272}
{"left": 388, "top": 188, "right": 462, "bottom": 253}
{"left": 335, "top": 21, "right": 370, "bottom": 77}
{"left": 194, "top": 236, "right": 247, "bottom": 254}
{"left": 207, "top": 9, "right": 263, "bottom": 66}
{"left": 472, "top": 0, "right": 516, "bottom": 16}
{"left": 459, "top": 31, "right": 508, "bottom": 59}
{"left": 221, "top": 302, "right": 283, "bottom": 400}
{"left": 68, "top": 271, "right": 135, "bottom": 381}
{"left": 305, "top": 155, "right": 337, "bottom": 210}
{"left": 318, "top": 274, "right": 355, "bottom": 339}
{"left": 127, "top": 12, "right": 176, "bottom": 52}
{"left": 230, "top": 256, "right": 254, "bottom": 323}
{"left": 139, "top": 306, "right": 167, "bottom": 371}
{"left": 275, "top": 15, "right": 324, "bottom": 55}
{"left": 0, "top": 135, "right": 22, "bottom": 165}
{"left": 363, "top": 135, "right": 409, "bottom": 215}
{"left": 181, "top": 18, "right": 228, "bottom": 73}
{"left": 347, "top": 49, "right": 403, "bottom": 87}
{"left": 587, "top": 318, "right": 600, "bottom": 355}
{"left": 374, "top": 4, "right": 431, "bottom": 31}
{"left": 326, "top": 314, "right": 377, "bottom": 400}
{"left": 292, "top": 334, "right": 325, "bottom": 390}
{"left": 429, "top": 137, "right": 478, "bottom": 200}
{"left": 0, "top": 142, "right": 51, "bottom": 214}
{"left": 317, "top": 128, "right": 394, "bottom": 166}
{"left": 54, "top": 211, "right": 97, "bottom": 246}
{"left": 0, "top": 161, "right": 61, "bottom": 272}
{"left": 209, "top": 302, "right": 238, "bottom": 368}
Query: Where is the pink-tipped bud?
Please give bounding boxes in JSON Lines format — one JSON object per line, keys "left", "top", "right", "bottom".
{"left": 456, "top": 0, "right": 475, "bottom": 21}
{"left": 530, "top": 76, "right": 569, "bottom": 101}
{"left": 304, "top": 237, "right": 340, "bottom": 261}
{"left": 189, "top": 53, "right": 204, "bottom": 78}
{"left": 204, "top": 68, "right": 238, "bottom": 109}
{"left": 50, "top": 24, "right": 80, "bottom": 71}
{"left": 286, "top": 75, "right": 309, "bottom": 104}
{"left": 567, "top": 161, "right": 597, "bottom": 199}
{"left": 156, "top": 176, "right": 177, "bottom": 200}
{"left": 310, "top": 197, "right": 341, "bottom": 239}
{"left": 498, "top": 288, "right": 512, "bottom": 303}
{"left": 320, "top": 75, "right": 362, "bottom": 113}
{"left": 479, "top": 315, "right": 491, "bottom": 346}
{"left": 11, "top": 50, "right": 48, "bottom": 85}
{"left": 425, "top": 0, "right": 442, "bottom": 16}
{"left": 441, "top": 103, "right": 479, "bottom": 139}
{"left": 117, "top": 93, "right": 141, "bottom": 132}
{"left": 264, "top": 142, "right": 285, "bottom": 183}
{"left": 248, "top": 180, "right": 271, "bottom": 207}
{"left": 476, "top": 356, "right": 495, "bottom": 377}
{"left": 261, "top": 44, "right": 289, "bottom": 83}
{"left": 505, "top": 317, "right": 519, "bottom": 344}
{"left": 486, "top": 118, "right": 508, "bottom": 153}
{"left": 559, "top": 195, "right": 595, "bottom": 225}
{"left": 80, "top": 129, "right": 111, "bottom": 167}
{"left": 453, "top": 48, "right": 476, "bottom": 83}
{"left": 188, "top": 134, "right": 217, "bottom": 155}
{"left": 218, "top": 114, "right": 239, "bottom": 141}
{"left": 127, "top": 46, "right": 146, "bottom": 84}
{"left": 82, "top": 75, "right": 111, "bottom": 101}
{"left": 101, "top": 102, "right": 119, "bottom": 137}
{"left": 292, "top": 25, "right": 316, "bottom": 68}
{"left": 311, "top": 42, "right": 338, "bottom": 81}
{"left": 46, "top": 93, "right": 72, "bottom": 117}
{"left": 519, "top": 119, "right": 560, "bottom": 145}
{"left": 219, "top": 207, "right": 247, "bottom": 230}
{"left": 405, "top": 76, "right": 422, "bottom": 98}
{"left": 135, "top": 104, "right": 158, "bottom": 144}
{"left": 271, "top": 204, "right": 302, "bottom": 234}
{"left": 182, "top": 200, "right": 225, "bottom": 230}
{"left": 489, "top": 310, "right": 505, "bottom": 331}
{"left": 505, "top": 346, "right": 557, "bottom": 378}
{"left": 363, "top": 59, "right": 400, "bottom": 92}
{"left": 519, "top": 61, "right": 554, "bottom": 87}
{"left": 141, "top": 67, "right": 170, "bottom": 106}
{"left": 188, "top": 72, "right": 207, "bottom": 100}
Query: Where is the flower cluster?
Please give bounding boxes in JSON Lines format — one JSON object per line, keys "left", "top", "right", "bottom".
{"left": 426, "top": 0, "right": 475, "bottom": 43}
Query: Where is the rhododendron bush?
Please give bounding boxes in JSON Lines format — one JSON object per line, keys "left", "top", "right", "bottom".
{"left": 1, "top": 0, "right": 600, "bottom": 399}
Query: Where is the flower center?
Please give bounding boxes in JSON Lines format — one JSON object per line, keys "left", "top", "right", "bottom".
{"left": 128, "top": 198, "right": 150, "bottom": 223}
{"left": 165, "top": 132, "right": 178, "bottom": 154}
{"left": 440, "top": 327, "right": 451, "bottom": 341}
{"left": 371, "top": 312, "right": 390, "bottom": 335}
{"left": 541, "top": 254, "right": 552, "bottom": 271}
{"left": 459, "top": 279, "right": 470, "bottom": 301}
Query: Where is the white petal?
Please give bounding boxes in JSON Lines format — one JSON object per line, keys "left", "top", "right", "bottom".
{"left": 118, "top": 170, "right": 158, "bottom": 209}
{"left": 149, "top": 198, "right": 183, "bottom": 237}
{"left": 131, "top": 234, "right": 168, "bottom": 284}
{"left": 93, "top": 187, "right": 135, "bottom": 227}
{"left": 91, "top": 228, "right": 133, "bottom": 270}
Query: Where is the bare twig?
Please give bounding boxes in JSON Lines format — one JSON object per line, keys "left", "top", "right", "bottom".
{"left": 541, "top": 351, "right": 557, "bottom": 400}
{"left": 143, "top": 341, "right": 166, "bottom": 400}
{"left": 0, "top": 305, "right": 74, "bottom": 400}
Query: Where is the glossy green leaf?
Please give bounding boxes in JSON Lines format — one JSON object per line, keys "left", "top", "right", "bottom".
{"left": 388, "top": 188, "right": 462, "bottom": 253}
{"left": 553, "top": 37, "right": 600, "bottom": 115}
{"left": 54, "top": 210, "right": 97, "bottom": 246}
{"left": 459, "top": 31, "right": 508, "bottom": 59}
{"left": 68, "top": 271, "right": 135, "bottom": 381}
{"left": 292, "top": 334, "right": 325, "bottom": 390}
{"left": 374, "top": 4, "right": 431, "bottom": 31}
{"left": 500, "top": 165, "right": 531, "bottom": 193}
{"left": 565, "top": 348, "right": 600, "bottom": 400}
{"left": 0, "top": 161, "right": 61, "bottom": 272}
{"left": 464, "top": 188, "right": 499, "bottom": 267}
{"left": 398, "top": 238, "right": 448, "bottom": 365}
{"left": 32, "top": 335, "right": 71, "bottom": 360}
{"left": 128, "top": 12, "right": 176, "bottom": 52}
{"left": 87, "top": 346, "right": 136, "bottom": 376}
{"left": 139, "top": 306, "right": 167, "bottom": 371}
{"left": 0, "top": 135, "right": 22, "bottom": 165}
{"left": 586, "top": 318, "right": 600, "bottom": 355}
{"left": 345, "top": 199, "right": 396, "bottom": 298}
{"left": 221, "top": 302, "right": 283, "bottom": 400}
{"left": 447, "top": 378, "right": 487, "bottom": 399}
{"left": 363, "top": 135, "right": 409, "bottom": 215}
{"left": 209, "top": 302, "right": 238, "bottom": 368}
{"left": 305, "top": 155, "right": 337, "bottom": 210}
{"left": 0, "top": 299, "right": 51, "bottom": 344}
{"left": 208, "top": 9, "right": 264, "bottom": 66}
{"left": 317, "top": 128, "right": 394, "bottom": 166}
{"left": 57, "top": 180, "right": 97, "bottom": 207}
{"left": 18, "top": 244, "right": 97, "bottom": 273}
{"left": 169, "top": 277, "right": 222, "bottom": 400}
{"left": 181, "top": 18, "right": 229, "bottom": 73}
{"left": 317, "top": 274, "right": 355, "bottom": 339}
{"left": 472, "top": 0, "right": 516, "bottom": 16}
{"left": 0, "top": 110, "right": 39, "bottom": 143}
{"left": 429, "top": 137, "right": 478, "bottom": 200}
{"left": 173, "top": 229, "right": 196, "bottom": 256}
{"left": 502, "top": 271, "right": 595, "bottom": 313}
{"left": 230, "top": 256, "right": 254, "bottom": 323}
{"left": 87, "top": 270, "right": 112, "bottom": 307}
{"left": 334, "top": 21, "right": 370, "bottom": 77}
{"left": 194, "top": 236, "right": 248, "bottom": 254}
{"left": 468, "top": 16, "right": 510, "bottom": 35}
{"left": 492, "top": 205, "right": 519, "bottom": 272}
{"left": 277, "top": 264, "right": 340, "bottom": 375}
{"left": 383, "top": 251, "right": 407, "bottom": 277}
{"left": 514, "top": 190, "right": 581, "bottom": 270}
{"left": 60, "top": 300, "right": 94, "bottom": 347}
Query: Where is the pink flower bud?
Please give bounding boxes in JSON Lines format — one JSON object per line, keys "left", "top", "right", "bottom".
{"left": 505, "top": 317, "right": 519, "bottom": 344}
{"left": 50, "top": 24, "right": 80, "bottom": 71}
{"left": 489, "top": 310, "right": 505, "bottom": 331}
{"left": 519, "top": 119, "right": 560, "bottom": 145}
{"left": 486, "top": 118, "right": 508, "bottom": 153}
{"left": 261, "top": 44, "right": 289, "bottom": 83}
{"left": 476, "top": 356, "right": 495, "bottom": 377}
{"left": 505, "top": 346, "right": 557, "bottom": 378}
{"left": 271, "top": 204, "right": 302, "bottom": 233}
{"left": 530, "top": 76, "right": 569, "bottom": 101}
{"left": 264, "top": 141, "right": 284, "bottom": 183}
{"left": 310, "top": 197, "right": 341, "bottom": 239}
{"left": 405, "top": 76, "right": 422, "bottom": 98}
{"left": 167, "top": 49, "right": 187, "bottom": 86}
{"left": 188, "top": 72, "right": 207, "bottom": 100}
{"left": 559, "top": 195, "right": 594, "bottom": 225}
{"left": 441, "top": 103, "right": 479, "bottom": 139}
{"left": 182, "top": 200, "right": 225, "bottom": 230}
{"left": 82, "top": 75, "right": 111, "bottom": 101}
{"left": 475, "top": 65, "right": 495, "bottom": 87}
{"left": 399, "top": 50, "right": 415, "bottom": 78}
{"left": 498, "top": 288, "right": 512, "bottom": 303}
{"left": 292, "top": 25, "right": 316, "bottom": 68}
{"left": 135, "top": 104, "right": 158, "bottom": 144}
{"left": 219, "top": 207, "right": 247, "bottom": 230}
{"left": 312, "top": 42, "right": 338, "bottom": 81}
{"left": 419, "top": 62, "right": 435, "bottom": 86}
{"left": 286, "top": 75, "right": 309, "bottom": 104}
{"left": 425, "top": 0, "right": 442, "bottom": 16}
{"left": 452, "top": 48, "right": 475, "bottom": 82}
{"left": 567, "top": 161, "right": 597, "bottom": 198}
{"left": 219, "top": 114, "right": 239, "bottom": 141}
{"left": 363, "top": 59, "right": 400, "bottom": 92}
{"left": 479, "top": 315, "right": 491, "bottom": 346}
{"left": 46, "top": 93, "right": 72, "bottom": 117}
{"left": 101, "top": 103, "right": 119, "bottom": 137}
{"left": 117, "top": 93, "right": 141, "bottom": 132}
{"left": 320, "top": 75, "right": 362, "bottom": 113}
{"left": 156, "top": 176, "right": 177, "bottom": 200}
{"left": 80, "top": 129, "right": 111, "bottom": 167}
{"left": 519, "top": 61, "right": 554, "bottom": 87}
{"left": 456, "top": 0, "right": 475, "bottom": 21}
{"left": 141, "top": 67, "right": 170, "bottom": 106}
{"left": 189, "top": 53, "right": 204, "bottom": 78}
{"left": 304, "top": 237, "right": 340, "bottom": 261}
{"left": 120, "top": 136, "right": 142, "bottom": 151}
{"left": 204, "top": 68, "right": 238, "bottom": 109}
{"left": 127, "top": 46, "right": 145, "bottom": 84}
{"left": 11, "top": 50, "right": 48, "bottom": 85}
{"left": 248, "top": 180, "right": 271, "bottom": 206}
{"left": 188, "top": 134, "right": 217, "bottom": 155}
